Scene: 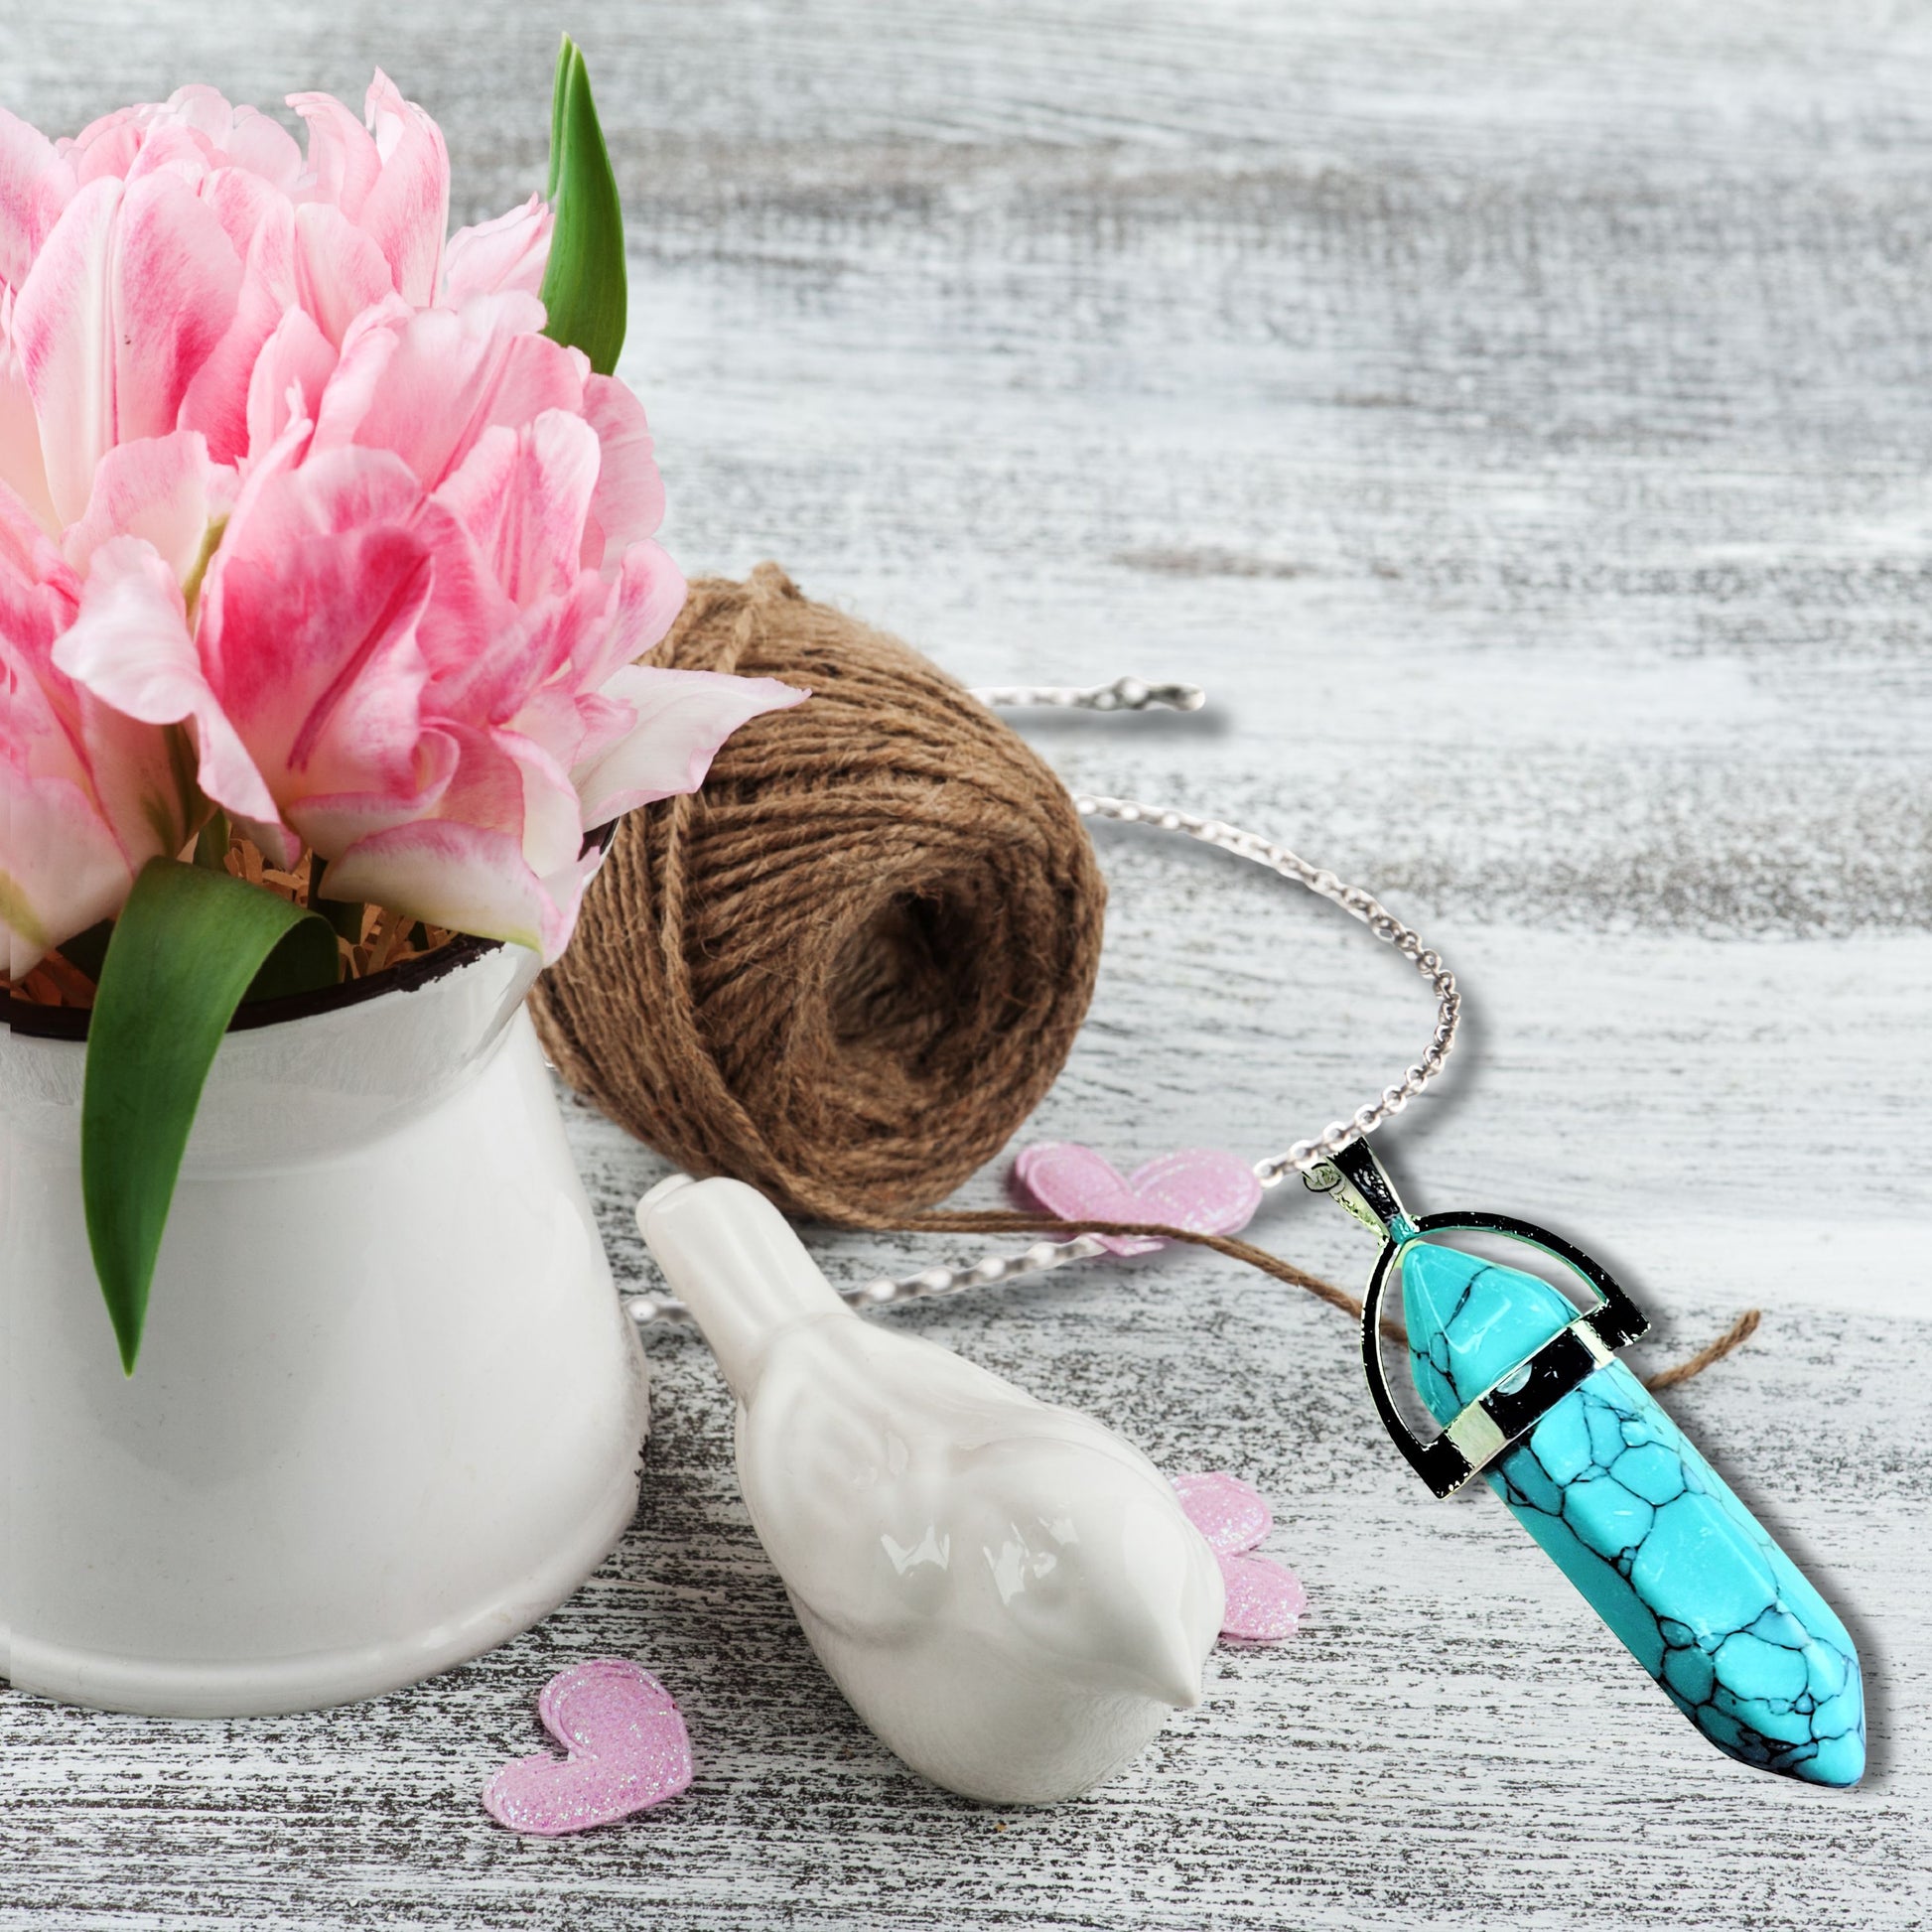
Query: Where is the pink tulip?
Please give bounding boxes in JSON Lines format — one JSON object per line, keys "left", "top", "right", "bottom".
{"left": 56, "top": 289, "right": 802, "bottom": 962}
{"left": 1, "top": 76, "right": 801, "bottom": 976}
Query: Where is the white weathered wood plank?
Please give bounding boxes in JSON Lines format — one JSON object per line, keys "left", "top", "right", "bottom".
{"left": 2, "top": 1, "right": 1928, "bottom": 1924}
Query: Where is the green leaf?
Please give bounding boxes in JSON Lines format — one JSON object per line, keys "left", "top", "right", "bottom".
{"left": 244, "top": 918, "right": 344, "bottom": 1006}
{"left": 193, "top": 806, "right": 230, "bottom": 871}
{"left": 82, "top": 860, "right": 341, "bottom": 1374}
{"left": 539, "top": 36, "right": 627, "bottom": 376}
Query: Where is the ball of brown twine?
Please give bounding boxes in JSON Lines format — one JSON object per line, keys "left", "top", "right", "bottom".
{"left": 531, "top": 563, "right": 1107, "bottom": 1226}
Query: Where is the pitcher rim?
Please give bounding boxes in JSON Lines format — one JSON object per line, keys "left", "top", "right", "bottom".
{"left": 1, "top": 931, "right": 502, "bottom": 1044}
{"left": 0, "top": 822, "right": 616, "bottom": 1046}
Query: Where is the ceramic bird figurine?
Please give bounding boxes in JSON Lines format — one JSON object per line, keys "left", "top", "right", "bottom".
{"left": 636, "top": 1173, "right": 1225, "bottom": 1804}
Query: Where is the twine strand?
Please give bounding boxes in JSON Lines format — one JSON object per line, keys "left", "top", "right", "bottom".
{"left": 893, "top": 1207, "right": 1759, "bottom": 1389}
{"left": 1641, "top": 1308, "right": 1761, "bottom": 1392}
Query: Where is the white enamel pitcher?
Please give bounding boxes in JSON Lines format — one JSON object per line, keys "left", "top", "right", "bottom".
{"left": 0, "top": 939, "right": 647, "bottom": 1717}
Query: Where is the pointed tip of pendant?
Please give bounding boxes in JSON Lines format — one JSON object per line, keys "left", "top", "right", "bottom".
{"left": 1785, "top": 1665, "right": 1867, "bottom": 1788}
{"left": 1761, "top": 1726, "right": 1865, "bottom": 1788}
{"left": 1714, "top": 1644, "right": 1866, "bottom": 1789}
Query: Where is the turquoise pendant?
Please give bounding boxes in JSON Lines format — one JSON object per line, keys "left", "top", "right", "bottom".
{"left": 1313, "top": 1142, "right": 1864, "bottom": 1788}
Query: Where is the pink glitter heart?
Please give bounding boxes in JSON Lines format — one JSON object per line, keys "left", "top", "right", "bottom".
{"left": 1173, "top": 1469, "right": 1274, "bottom": 1556}
{"left": 1173, "top": 1470, "right": 1308, "bottom": 1644}
{"left": 1014, "top": 1143, "right": 1263, "bottom": 1257}
{"left": 483, "top": 1659, "right": 693, "bottom": 1836}
{"left": 1218, "top": 1552, "right": 1310, "bottom": 1643}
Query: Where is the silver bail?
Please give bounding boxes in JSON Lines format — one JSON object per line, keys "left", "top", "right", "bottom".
{"left": 1303, "top": 1137, "right": 1414, "bottom": 1244}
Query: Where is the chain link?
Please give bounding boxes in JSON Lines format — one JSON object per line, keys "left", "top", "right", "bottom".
{"left": 1072, "top": 794, "right": 1460, "bottom": 1183}
{"left": 966, "top": 674, "right": 1205, "bottom": 714}
{"left": 626, "top": 1234, "right": 1106, "bottom": 1328}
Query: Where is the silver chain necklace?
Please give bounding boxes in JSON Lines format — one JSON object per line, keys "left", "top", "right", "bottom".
{"left": 624, "top": 674, "right": 1460, "bottom": 1325}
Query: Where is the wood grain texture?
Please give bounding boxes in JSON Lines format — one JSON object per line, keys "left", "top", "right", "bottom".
{"left": 2, "top": 1, "right": 1928, "bottom": 1925}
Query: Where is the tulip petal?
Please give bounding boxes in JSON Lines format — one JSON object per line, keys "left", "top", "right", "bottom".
{"left": 571, "top": 663, "right": 806, "bottom": 827}
{"left": 290, "top": 202, "right": 396, "bottom": 345}
{"left": 239, "top": 300, "right": 337, "bottom": 458}
{"left": 0, "top": 106, "right": 75, "bottom": 293}
{"left": 0, "top": 302, "right": 59, "bottom": 535}
{"left": 175, "top": 197, "right": 295, "bottom": 464}
{"left": 107, "top": 174, "right": 243, "bottom": 446}
{"left": 63, "top": 429, "right": 227, "bottom": 583}
{"left": 201, "top": 461, "right": 433, "bottom": 808}
{"left": 318, "top": 720, "right": 589, "bottom": 960}
{"left": 53, "top": 534, "right": 282, "bottom": 837}
{"left": 11, "top": 178, "right": 121, "bottom": 524}
{"left": 0, "top": 487, "right": 75, "bottom": 639}
{"left": 219, "top": 105, "right": 304, "bottom": 191}
{"left": 119, "top": 121, "right": 217, "bottom": 188}
{"left": 403, "top": 491, "right": 522, "bottom": 697}
{"left": 415, "top": 723, "right": 584, "bottom": 867}
{"left": 312, "top": 292, "right": 582, "bottom": 490}
{"left": 492, "top": 727, "right": 586, "bottom": 875}
{"left": 434, "top": 409, "right": 600, "bottom": 611}
{"left": 195, "top": 163, "right": 287, "bottom": 264}
{"left": 443, "top": 194, "right": 552, "bottom": 305}
{"left": 0, "top": 758, "right": 135, "bottom": 976}
{"left": 323, "top": 817, "right": 588, "bottom": 962}
{"left": 0, "top": 493, "right": 199, "bottom": 899}
{"left": 72, "top": 685, "right": 202, "bottom": 888}
{"left": 154, "top": 84, "right": 236, "bottom": 147}
{"left": 14, "top": 173, "right": 242, "bottom": 526}
{"left": 288, "top": 88, "right": 380, "bottom": 217}
{"left": 581, "top": 374, "right": 665, "bottom": 566}
{"left": 61, "top": 105, "right": 145, "bottom": 185}
{"left": 356, "top": 70, "right": 449, "bottom": 308}
{"left": 286, "top": 724, "right": 459, "bottom": 859}
{"left": 303, "top": 290, "right": 408, "bottom": 451}
{"left": 516, "top": 684, "right": 617, "bottom": 775}
{"left": 582, "top": 537, "right": 686, "bottom": 685}
{"left": 192, "top": 440, "right": 438, "bottom": 876}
